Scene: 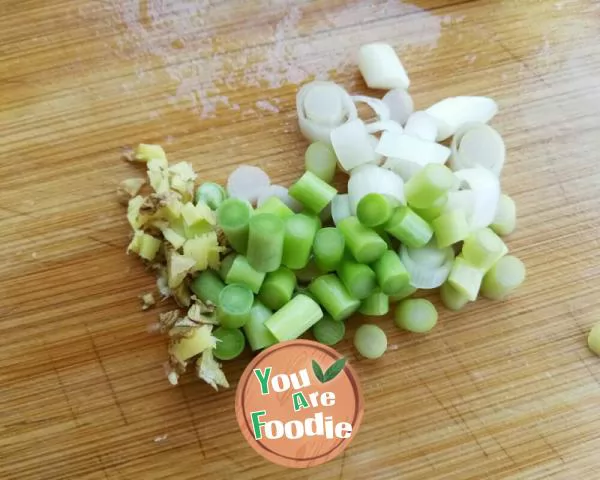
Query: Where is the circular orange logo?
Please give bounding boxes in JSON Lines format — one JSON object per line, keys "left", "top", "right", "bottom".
{"left": 235, "top": 340, "right": 364, "bottom": 468}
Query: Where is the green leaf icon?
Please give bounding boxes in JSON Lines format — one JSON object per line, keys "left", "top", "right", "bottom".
{"left": 312, "top": 359, "right": 325, "bottom": 383}
{"left": 323, "top": 357, "right": 347, "bottom": 383}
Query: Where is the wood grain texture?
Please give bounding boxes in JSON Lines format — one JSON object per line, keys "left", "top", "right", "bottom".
{"left": 1, "top": 0, "right": 599, "bottom": 478}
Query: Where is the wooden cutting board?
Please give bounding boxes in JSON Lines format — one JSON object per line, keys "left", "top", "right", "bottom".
{"left": 2, "top": 0, "right": 599, "bottom": 478}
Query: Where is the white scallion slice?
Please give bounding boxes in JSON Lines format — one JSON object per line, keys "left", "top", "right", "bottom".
{"left": 491, "top": 193, "right": 517, "bottom": 236}
{"left": 227, "top": 165, "right": 270, "bottom": 205}
{"left": 297, "top": 81, "right": 357, "bottom": 144}
{"left": 382, "top": 89, "right": 414, "bottom": 126}
{"left": 403, "top": 111, "right": 438, "bottom": 142}
{"left": 450, "top": 123, "right": 505, "bottom": 175}
{"left": 331, "top": 118, "right": 379, "bottom": 172}
{"left": 382, "top": 158, "right": 422, "bottom": 182}
{"left": 304, "top": 84, "right": 345, "bottom": 126}
{"left": 443, "top": 190, "right": 476, "bottom": 223}
{"left": 369, "top": 135, "right": 385, "bottom": 166}
{"left": 347, "top": 164, "right": 405, "bottom": 215}
{"left": 331, "top": 194, "right": 352, "bottom": 226}
{"left": 366, "top": 120, "right": 403, "bottom": 135}
{"left": 256, "top": 184, "right": 302, "bottom": 212}
{"left": 426, "top": 96, "right": 499, "bottom": 141}
{"left": 351, "top": 95, "right": 391, "bottom": 122}
{"left": 400, "top": 241, "right": 455, "bottom": 289}
{"left": 376, "top": 132, "right": 451, "bottom": 166}
{"left": 454, "top": 167, "right": 500, "bottom": 231}
{"left": 358, "top": 43, "right": 410, "bottom": 90}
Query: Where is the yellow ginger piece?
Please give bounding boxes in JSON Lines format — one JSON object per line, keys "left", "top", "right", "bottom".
{"left": 172, "top": 282, "right": 192, "bottom": 307}
{"left": 196, "top": 348, "right": 229, "bottom": 390}
{"left": 167, "top": 251, "right": 196, "bottom": 288}
{"left": 147, "top": 158, "right": 170, "bottom": 194}
{"left": 128, "top": 230, "right": 161, "bottom": 261}
{"left": 127, "top": 195, "right": 147, "bottom": 229}
{"left": 134, "top": 144, "right": 167, "bottom": 163}
{"left": 140, "top": 292, "right": 156, "bottom": 310}
{"left": 183, "top": 232, "right": 220, "bottom": 270}
{"left": 117, "top": 178, "right": 146, "bottom": 205}
{"left": 169, "top": 324, "right": 217, "bottom": 364}
{"left": 169, "top": 162, "right": 197, "bottom": 199}
{"left": 161, "top": 227, "right": 186, "bottom": 250}
{"left": 181, "top": 202, "right": 216, "bottom": 228}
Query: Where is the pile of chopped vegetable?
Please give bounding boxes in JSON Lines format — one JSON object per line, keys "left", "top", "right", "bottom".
{"left": 120, "top": 42, "right": 536, "bottom": 389}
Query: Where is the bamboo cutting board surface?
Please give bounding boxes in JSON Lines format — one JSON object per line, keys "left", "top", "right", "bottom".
{"left": 1, "top": 0, "right": 600, "bottom": 478}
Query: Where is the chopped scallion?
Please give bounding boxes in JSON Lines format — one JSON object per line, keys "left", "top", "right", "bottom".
{"left": 432, "top": 209, "right": 470, "bottom": 248}
{"left": 359, "top": 290, "right": 390, "bottom": 316}
{"left": 289, "top": 171, "right": 337, "bottom": 213}
{"left": 246, "top": 213, "right": 285, "bottom": 273}
{"left": 394, "top": 298, "right": 438, "bottom": 333}
{"left": 354, "top": 324, "right": 387, "bottom": 359}
{"left": 405, "top": 164, "right": 455, "bottom": 209}
{"left": 265, "top": 294, "right": 323, "bottom": 341}
{"left": 243, "top": 300, "right": 277, "bottom": 351}
{"left": 308, "top": 274, "right": 360, "bottom": 321}
{"left": 213, "top": 327, "right": 246, "bottom": 360}
{"left": 219, "top": 253, "right": 266, "bottom": 294}
{"left": 357, "top": 193, "right": 396, "bottom": 227}
{"left": 372, "top": 250, "right": 411, "bottom": 295}
{"left": 338, "top": 216, "right": 387, "bottom": 264}
{"left": 312, "top": 227, "right": 345, "bottom": 272}
{"left": 312, "top": 315, "right": 346, "bottom": 346}
{"left": 384, "top": 206, "right": 433, "bottom": 249}
{"left": 216, "top": 198, "right": 253, "bottom": 254}
{"left": 217, "top": 283, "right": 254, "bottom": 329}
{"left": 305, "top": 141, "right": 337, "bottom": 183}
{"left": 258, "top": 267, "right": 297, "bottom": 311}
{"left": 448, "top": 256, "right": 485, "bottom": 301}
{"left": 282, "top": 213, "right": 319, "bottom": 269}
{"left": 480, "top": 255, "right": 526, "bottom": 300}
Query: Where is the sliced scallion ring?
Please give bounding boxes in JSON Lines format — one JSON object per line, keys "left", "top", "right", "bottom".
{"left": 351, "top": 95, "right": 391, "bottom": 123}
{"left": 454, "top": 167, "right": 500, "bottom": 231}
{"left": 400, "top": 241, "right": 454, "bottom": 289}
{"left": 366, "top": 120, "right": 403, "bottom": 135}
{"left": 347, "top": 164, "right": 405, "bottom": 214}
{"left": 297, "top": 81, "right": 357, "bottom": 144}
{"left": 403, "top": 111, "right": 438, "bottom": 142}
{"left": 450, "top": 123, "right": 505, "bottom": 176}
{"left": 382, "top": 88, "right": 414, "bottom": 126}
{"left": 376, "top": 131, "right": 451, "bottom": 166}
{"left": 426, "top": 96, "right": 499, "bottom": 141}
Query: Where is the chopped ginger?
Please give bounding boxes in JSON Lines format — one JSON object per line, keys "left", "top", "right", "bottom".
{"left": 128, "top": 230, "right": 161, "bottom": 261}
{"left": 139, "top": 234, "right": 162, "bottom": 261}
{"left": 161, "top": 227, "right": 186, "bottom": 250}
{"left": 169, "top": 162, "right": 196, "bottom": 199}
{"left": 147, "top": 158, "right": 170, "bottom": 194}
{"left": 156, "top": 270, "right": 171, "bottom": 298}
{"left": 183, "top": 236, "right": 211, "bottom": 270}
{"left": 169, "top": 162, "right": 197, "bottom": 182}
{"left": 127, "top": 196, "right": 147, "bottom": 229}
{"left": 167, "top": 252, "right": 196, "bottom": 288}
{"left": 134, "top": 144, "right": 167, "bottom": 163}
{"left": 172, "top": 282, "right": 192, "bottom": 307}
{"left": 118, "top": 178, "right": 146, "bottom": 205}
{"left": 181, "top": 202, "right": 216, "bottom": 228}
{"left": 120, "top": 143, "right": 230, "bottom": 390}
{"left": 188, "top": 301, "right": 218, "bottom": 324}
{"left": 197, "top": 349, "right": 229, "bottom": 391}
{"left": 169, "top": 324, "right": 217, "bottom": 364}
{"left": 158, "top": 310, "right": 180, "bottom": 333}
{"left": 163, "top": 195, "right": 183, "bottom": 220}
{"left": 140, "top": 292, "right": 156, "bottom": 310}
